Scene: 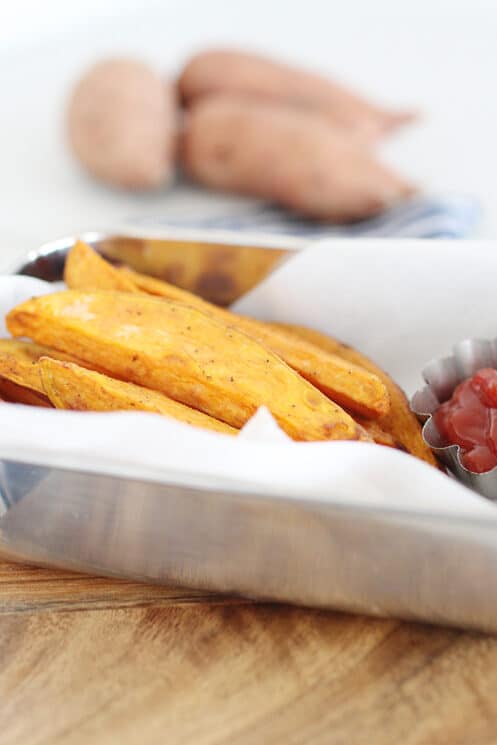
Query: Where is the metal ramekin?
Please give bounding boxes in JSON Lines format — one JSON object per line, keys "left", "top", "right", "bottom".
{"left": 411, "top": 338, "right": 497, "bottom": 499}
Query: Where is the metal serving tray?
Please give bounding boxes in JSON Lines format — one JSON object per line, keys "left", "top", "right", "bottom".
{"left": 3, "top": 232, "right": 497, "bottom": 632}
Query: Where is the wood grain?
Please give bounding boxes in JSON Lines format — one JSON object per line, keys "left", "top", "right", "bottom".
{"left": 0, "top": 558, "right": 238, "bottom": 615}
{"left": 2, "top": 558, "right": 497, "bottom": 745}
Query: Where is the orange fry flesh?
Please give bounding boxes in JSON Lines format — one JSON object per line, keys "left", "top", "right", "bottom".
{"left": 63, "top": 242, "right": 389, "bottom": 419}
{"left": 39, "top": 357, "right": 237, "bottom": 435}
{"left": 272, "top": 322, "right": 437, "bottom": 466}
{"left": 7, "top": 290, "right": 368, "bottom": 442}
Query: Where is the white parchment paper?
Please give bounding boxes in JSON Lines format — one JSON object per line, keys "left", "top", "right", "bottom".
{"left": 1, "top": 238, "right": 497, "bottom": 520}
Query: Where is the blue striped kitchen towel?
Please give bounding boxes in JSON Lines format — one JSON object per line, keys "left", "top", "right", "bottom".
{"left": 127, "top": 191, "right": 479, "bottom": 240}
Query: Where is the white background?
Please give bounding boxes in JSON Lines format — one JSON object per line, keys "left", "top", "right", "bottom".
{"left": 0, "top": 0, "right": 496, "bottom": 264}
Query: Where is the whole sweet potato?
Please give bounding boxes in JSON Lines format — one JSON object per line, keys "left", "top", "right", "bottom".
{"left": 39, "top": 358, "right": 236, "bottom": 435}
{"left": 7, "top": 291, "right": 368, "bottom": 442}
{"left": 67, "top": 58, "right": 177, "bottom": 189}
{"left": 179, "top": 49, "right": 414, "bottom": 141}
{"left": 181, "top": 96, "right": 414, "bottom": 223}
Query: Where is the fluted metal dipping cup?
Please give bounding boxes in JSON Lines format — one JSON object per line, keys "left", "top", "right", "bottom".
{"left": 411, "top": 338, "right": 497, "bottom": 500}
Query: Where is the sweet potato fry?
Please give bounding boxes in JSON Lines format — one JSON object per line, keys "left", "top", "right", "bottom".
{"left": 120, "top": 266, "right": 389, "bottom": 418}
{"left": 272, "top": 322, "right": 437, "bottom": 466}
{"left": 64, "top": 243, "right": 389, "bottom": 419}
{"left": 39, "top": 357, "right": 236, "bottom": 434}
{"left": 355, "top": 417, "right": 404, "bottom": 450}
{"left": 64, "top": 240, "right": 138, "bottom": 292}
{"left": 0, "top": 377, "right": 51, "bottom": 407}
{"left": 0, "top": 339, "right": 80, "bottom": 394}
{"left": 7, "top": 290, "right": 368, "bottom": 442}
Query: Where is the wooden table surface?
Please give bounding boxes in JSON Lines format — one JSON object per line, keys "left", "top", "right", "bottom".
{"left": 2, "top": 558, "right": 497, "bottom": 745}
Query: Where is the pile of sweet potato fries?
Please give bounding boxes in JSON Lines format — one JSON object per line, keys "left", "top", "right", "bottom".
{"left": 0, "top": 241, "right": 435, "bottom": 465}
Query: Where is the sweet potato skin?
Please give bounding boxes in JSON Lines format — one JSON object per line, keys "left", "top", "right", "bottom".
{"left": 180, "top": 49, "right": 336, "bottom": 108}
{"left": 39, "top": 358, "right": 236, "bottom": 435}
{"left": 181, "top": 96, "right": 412, "bottom": 223}
{"left": 272, "top": 322, "right": 437, "bottom": 466}
{"left": 0, "top": 377, "right": 51, "bottom": 407}
{"left": 178, "top": 49, "right": 414, "bottom": 140}
{"left": 67, "top": 59, "right": 177, "bottom": 189}
{"left": 7, "top": 291, "right": 366, "bottom": 442}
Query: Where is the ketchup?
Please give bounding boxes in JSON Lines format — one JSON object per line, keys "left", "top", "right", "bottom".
{"left": 434, "top": 368, "right": 497, "bottom": 473}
